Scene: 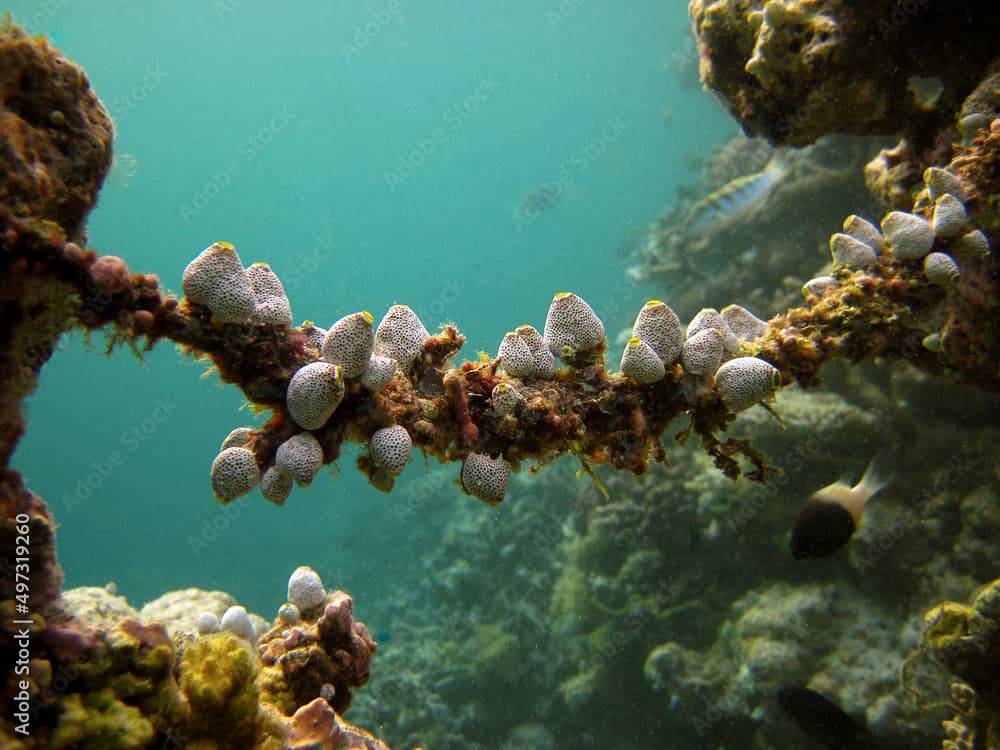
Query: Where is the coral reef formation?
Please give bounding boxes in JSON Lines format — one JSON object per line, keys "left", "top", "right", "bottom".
{"left": 2, "top": 1, "right": 1000, "bottom": 746}
{"left": 4, "top": 571, "right": 386, "bottom": 749}
{"left": 906, "top": 579, "right": 1000, "bottom": 750}
{"left": 689, "top": 0, "right": 1000, "bottom": 147}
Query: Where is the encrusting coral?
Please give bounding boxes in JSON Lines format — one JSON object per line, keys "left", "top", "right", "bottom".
{"left": 689, "top": 0, "right": 1000, "bottom": 147}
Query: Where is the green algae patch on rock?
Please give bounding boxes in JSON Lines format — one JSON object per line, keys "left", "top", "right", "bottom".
{"left": 51, "top": 689, "right": 155, "bottom": 750}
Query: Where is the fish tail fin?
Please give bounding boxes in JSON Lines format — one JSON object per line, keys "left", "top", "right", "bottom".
{"left": 765, "top": 149, "right": 793, "bottom": 175}
{"left": 857, "top": 453, "right": 890, "bottom": 500}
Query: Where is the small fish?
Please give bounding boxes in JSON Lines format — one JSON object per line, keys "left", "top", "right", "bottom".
{"left": 684, "top": 155, "right": 789, "bottom": 237}
{"left": 778, "top": 685, "right": 868, "bottom": 749}
{"left": 790, "top": 458, "right": 887, "bottom": 560}
{"left": 517, "top": 183, "right": 562, "bottom": 218}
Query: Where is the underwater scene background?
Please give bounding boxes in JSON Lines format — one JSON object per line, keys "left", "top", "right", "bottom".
{"left": 3, "top": 1, "right": 1000, "bottom": 748}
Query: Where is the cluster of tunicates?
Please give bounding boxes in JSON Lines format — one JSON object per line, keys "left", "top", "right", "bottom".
{"left": 200, "top": 265, "right": 785, "bottom": 507}
{"left": 194, "top": 247, "right": 430, "bottom": 503}
{"left": 193, "top": 604, "right": 257, "bottom": 645}
{"left": 618, "top": 298, "right": 781, "bottom": 413}
{"left": 815, "top": 167, "right": 989, "bottom": 291}
{"left": 182, "top": 242, "right": 292, "bottom": 325}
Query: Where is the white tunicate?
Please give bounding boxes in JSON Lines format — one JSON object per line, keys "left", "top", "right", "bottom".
{"left": 275, "top": 432, "right": 324, "bottom": 487}
{"left": 220, "top": 605, "right": 256, "bottom": 643}
{"left": 620, "top": 337, "right": 666, "bottom": 384}
{"left": 881, "top": 211, "right": 935, "bottom": 260}
{"left": 277, "top": 603, "right": 300, "bottom": 625}
{"left": 829, "top": 232, "right": 877, "bottom": 268}
{"left": 631, "top": 300, "right": 683, "bottom": 364}
{"left": 373, "top": 305, "right": 431, "bottom": 372}
{"left": 210, "top": 447, "right": 261, "bottom": 502}
{"left": 461, "top": 452, "right": 512, "bottom": 505}
{"left": 932, "top": 194, "right": 968, "bottom": 239}
{"left": 543, "top": 292, "right": 605, "bottom": 357}
{"left": 842, "top": 214, "right": 885, "bottom": 251}
{"left": 923, "top": 252, "right": 961, "bottom": 286}
{"left": 287, "top": 566, "right": 327, "bottom": 611}
{"left": 195, "top": 611, "right": 220, "bottom": 635}
{"left": 286, "top": 362, "right": 345, "bottom": 430}
{"left": 219, "top": 427, "right": 253, "bottom": 451}
{"left": 322, "top": 311, "right": 375, "bottom": 378}
{"left": 369, "top": 425, "right": 412, "bottom": 475}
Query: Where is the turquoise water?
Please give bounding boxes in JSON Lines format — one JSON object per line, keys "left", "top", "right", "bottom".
{"left": 9, "top": 2, "right": 734, "bottom": 617}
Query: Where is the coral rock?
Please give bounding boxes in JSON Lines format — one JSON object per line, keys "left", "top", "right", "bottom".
{"left": 258, "top": 589, "right": 377, "bottom": 716}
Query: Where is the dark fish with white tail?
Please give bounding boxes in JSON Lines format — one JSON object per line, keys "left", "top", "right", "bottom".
{"left": 790, "top": 458, "right": 887, "bottom": 560}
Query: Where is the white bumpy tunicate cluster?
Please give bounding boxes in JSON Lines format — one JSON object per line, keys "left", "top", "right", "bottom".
{"left": 182, "top": 242, "right": 256, "bottom": 323}
{"left": 617, "top": 299, "right": 683, "bottom": 385}
{"left": 373, "top": 305, "right": 431, "bottom": 373}
{"left": 814, "top": 166, "right": 987, "bottom": 299}
{"left": 497, "top": 325, "right": 557, "bottom": 378}
{"left": 461, "top": 452, "right": 512, "bottom": 505}
{"left": 322, "top": 311, "right": 375, "bottom": 378}
{"left": 183, "top": 242, "right": 293, "bottom": 326}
